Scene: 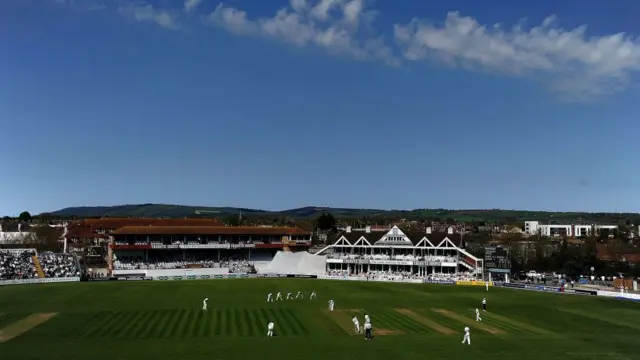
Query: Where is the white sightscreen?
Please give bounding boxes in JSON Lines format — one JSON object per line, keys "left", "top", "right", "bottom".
{"left": 262, "top": 251, "right": 326, "bottom": 275}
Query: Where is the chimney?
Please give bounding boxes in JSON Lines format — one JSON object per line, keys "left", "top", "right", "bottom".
{"left": 365, "top": 226, "right": 371, "bottom": 233}
{"left": 346, "top": 226, "right": 352, "bottom": 233}
{"left": 426, "top": 227, "right": 432, "bottom": 234}
{"left": 447, "top": 226, "right": 453, "bottom": 234}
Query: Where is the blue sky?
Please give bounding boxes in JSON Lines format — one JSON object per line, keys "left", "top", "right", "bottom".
{"left": 1, "top": 0, "right": 640, "bottom": 216}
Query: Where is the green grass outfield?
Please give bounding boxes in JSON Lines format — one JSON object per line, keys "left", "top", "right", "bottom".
{"left": 0, "top": 279, "right": 638, "bottom": 360}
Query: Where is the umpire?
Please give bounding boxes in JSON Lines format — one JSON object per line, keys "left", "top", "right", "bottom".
{"left": 364, "top": 320, "right": 372, "bottom": 340}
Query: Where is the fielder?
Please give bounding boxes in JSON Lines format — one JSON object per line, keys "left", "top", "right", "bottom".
{"left": 486, "top": 281, "right": 489, "bottom": 291}
{"left": 328, "top": 299, "right": 335, "bottom": 311}
{"left": 267, "top": 293, "right": 273, "bottom": 302}
{"left": 475, "top": 308, "right": 482, "bottom": 322}
{"left": 267, "top": 321, "right": 275, "bottom": 337}
{"left": 202, "top": 297, "right": 208, "bottom": 311}
{"left": 482, "top": 298, "right": 487, "bottom": 311}
{"left": 364, "top": 320, "right": 372, "bottom": 340}
{"left": 352, "top": 316, "right": 361, "bottom": 333}
{"left": 276, "top": 292, "right": 283, "bottom": 301}
{"left": 295, "top": 291, "right": 303, "bottom": 299}
{"left": 286, "top": 292, "right": 293, "bottom": 300}
{"left": 364, "top": 314, "right": 370, "bottom": 323}
{"left": 461, "top": 326, "right": 470, "bottom": 345}
{"left": 309, "top": 290, "right": 317, "bottom": 300}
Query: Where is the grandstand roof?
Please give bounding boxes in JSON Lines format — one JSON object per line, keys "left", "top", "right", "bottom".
{"left": 111, "top": 226, "right": 311, "bottom": 236}
{"left": 78, "top": 218, "right": 223, "bottom": 228}
{"left": 338, "top": 229, "right": 463, "bottom": 246}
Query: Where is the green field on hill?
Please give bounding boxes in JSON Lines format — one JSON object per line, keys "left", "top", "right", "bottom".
{"left": 0, "top": 279, "right": 638, "bottom": 360}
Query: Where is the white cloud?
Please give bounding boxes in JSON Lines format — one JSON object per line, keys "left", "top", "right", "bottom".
{"left": 208, "top": 0, "right": 398, "bottom": 65}
{"left": 119, "top": 3, "right": 180, "bottom": 30}
{"left": 394, "top": 12, "right": 640, "bottom": 99}
{"left": 50, "top": 0, "right": 640, "bottom": 99}
{"left": 184, "top": 0, "right": 203, "bottom": 14}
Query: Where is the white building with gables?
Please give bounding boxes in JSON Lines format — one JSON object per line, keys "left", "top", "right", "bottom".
{"left": 315, "top": 225, "right": 482, "bottom": 276}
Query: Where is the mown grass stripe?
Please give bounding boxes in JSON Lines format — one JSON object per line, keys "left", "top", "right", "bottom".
{"left": 127, "top": 311, "right": 157, "bottom": 339}
{"left": 465, "top": 309, "right": 539, "bottom": 334}
{"left": 138, "top": 310, "right": 163, "bottom": 339}
{"left": 169, "top": 309, "right": 190, "bottom": 338}
{"left": 105, "top": 311, "right": 136, "bottom": 338}
{"left": 83, "top": 311, "right": 121, "bottom": 338}
{"left": 114, "top": 311, "right": 147, "bottom": 339}
{"left": 223, "top": 309, "right": 233, "bottom": 336}
{"left": 276, "top": 308, "right": 298, "bottom": 336}
{"left": 213, "top": 309, "right": 222, "bottom": 336}
{"left": 231, "top": 309, "right": 242, "bottom": 337}
{"left": 266, "top": 308, "right": 287, "bottom": 336}
{"left": 374, "top": 311, "right": 412, "bottom": 332}
{"left": 162, "top": 309, "right": 185, "bottom": 338}
{"left": 425, "top": 310, "right": 468, "bottom": 330}
{"left": 386, "top": 310, "right": 431, "bottom": 333}
{"left": 251, "top": 310, "right": 265, "bottom": 337}
{"left": 179, "top": 309, "right": 198, "bottom": 338}
{"left": 195, "top": 309, "right": 208, "bottom": 338}
{"left": 432, "top": 309, "right": 503, "bottom": 335}
{"left": 179, "top": 310, "right": 198, "bottom": 338}
{"left": 317, "top": 310, "right": 345, "bottom": 336}
{"left": 242, "top": 308, "right": 255, "bottom": 337}
{"left": 155, "top": 310, "right": 179, "bottom": 338}
{"left": 89, "top": 311, "right": 129, "bottom": 338}
{"left": 285, "top": 308, "right": 309, "bottom": 335}
{"left": 31, "top": 313, "right": 77, "bottom": 340}
{"left": 206, "top": 309, "right": 217, "bottom": 337}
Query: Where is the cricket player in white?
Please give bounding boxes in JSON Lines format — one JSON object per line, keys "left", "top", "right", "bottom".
{"left": 267, "top": 321, "right": 274, "bottom": 337}
{"left": 309, "top": 290, "right": 317, "bottom": 300}
{"left": 364, "top": 314, "right": 370, "bottom": 323}
{"left": 295, "top": 291, "right": 303, "bottom": 299}
{"left": 286, "top": 292, "right": 292, "bottom": 300}
{"left": 482, "top": 298, "right": 487, "bottom": 311}
{"left": 276, "top": 292, "right": 283, "bottom": 301}
{"left": 352, "top": 316, "right": 360, "bottom": 333}
{"left": 486, "top": 281, "right": 489, "bottom": 291}
{"left": 202, "top": 298, "right": 208, "bottom": 311}
{"left": 364, "top": 320, "right": 372, "bottom": 340}
{"left": 475, "top": 308, "right": 482, "bottom": 322}
{"left": 462, "top": 327, "right": 470, "bottom": 345}
{"left": 328, "top": 300, "right": 334, "bottom": 311}
{"left": 267, "top": 293, "right": 273, "bottom": 302}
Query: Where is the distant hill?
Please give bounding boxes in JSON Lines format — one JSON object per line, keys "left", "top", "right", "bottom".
{"left": 45, "top": 204, "right": 640, "bottom": 224}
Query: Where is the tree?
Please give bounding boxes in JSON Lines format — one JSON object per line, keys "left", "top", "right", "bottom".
{"left": 18, "top": 211, "right": 32, "bottom": 222}
{"left": 315, "top": 213, "right": 337, "bottom": 231}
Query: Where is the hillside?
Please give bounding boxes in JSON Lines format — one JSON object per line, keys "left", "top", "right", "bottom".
{"left": 45, "top": 204, "right": 640, "bottom": 224}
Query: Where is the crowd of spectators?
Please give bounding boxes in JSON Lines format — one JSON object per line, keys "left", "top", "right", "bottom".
{"left": 326, "top": 253, "right": 459, "bottom": 262}
{"left": 113, "top": 256, "right": 252, "bottom": 273}
{"left": 38, "top": 252, "right": 81, "bottom": 278}
{"left": 0, "top": 249, "right": 38, "bottom": 280}
{"left": 324, "top": 269, "right": 478, "bottom": 281}
{"left": 0, "top": 250, "right": 80, "bottom": 280}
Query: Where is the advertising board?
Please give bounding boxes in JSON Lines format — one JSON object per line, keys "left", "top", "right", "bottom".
{"left": 0, "top": 277, "right": 80, "bottom": 286}
{"left": 456, "top": 280, "right": 492, "bottom": 286}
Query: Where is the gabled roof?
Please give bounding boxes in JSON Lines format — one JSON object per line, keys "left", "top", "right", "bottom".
{"left": 335, "top": 225, "right": 462, "bottom": 247}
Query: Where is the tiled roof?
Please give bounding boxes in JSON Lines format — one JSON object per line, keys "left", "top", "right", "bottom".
{"left": 66, "top": 226, "right": 102, "bottom": 239}
{"left": 111, "top": 226, "right": 311, "bottom": 236}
